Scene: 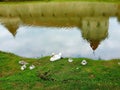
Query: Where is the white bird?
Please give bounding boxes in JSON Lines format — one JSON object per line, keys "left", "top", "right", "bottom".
{"left": 21, "top": 66, "right": 25, "bottom": 71}
{"left": 81, "top": 60, "right": 87, "bottom": 65}
{"left": 50, "top": 53, "right": 62, "bottom": 61}
{"left": 19, "top": 60, "right": 28, "bottom": 65}
{"left": 29, "top": 65, "right": 35, "bottom": 70}
{"left": 21, "top": 64, "right": 26, "bottom": 70}
{"left": 68, "top": 58, "right": 73, "bottom": 62}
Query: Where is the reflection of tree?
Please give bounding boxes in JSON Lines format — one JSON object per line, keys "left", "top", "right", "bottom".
{"left": 81, "top": 17, "right": 109, "bottom": 50}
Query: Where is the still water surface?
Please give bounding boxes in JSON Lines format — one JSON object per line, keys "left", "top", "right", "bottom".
{"left": 0, "top": 2, "right": 120, "bottom": 60}
{"left": 0, "top": 17, "right": 120, "bottom": 60}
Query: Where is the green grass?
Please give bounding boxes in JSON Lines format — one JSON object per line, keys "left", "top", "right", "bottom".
{"left": 0, "top": 51, "right": 120, "bottom": 90}
{"left": 0, "top": 0, "right": 120, "bottom": 5}
{"left": 0, "top": 0, "right": 120, "bottom": 3}
{"left": 0, "top": 2, "right": 118, "bottom": 18}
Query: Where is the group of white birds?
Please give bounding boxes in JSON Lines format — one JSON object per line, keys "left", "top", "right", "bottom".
{"left": 50, "top": 52, "right": 87, "bottom": 65}
{"left": 19, "top": 53, "right": 88, "bottom": 71}
{"left": 68, "top": 58, "right": 87, "bottom": 65}
{"left": 19, "top": 61, "right": 35, "bottom": 71}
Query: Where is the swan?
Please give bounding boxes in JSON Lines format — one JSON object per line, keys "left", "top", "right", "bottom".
{"left": 81, "top": 60, "right": 87, "bottom": 65}
{"left": 68, "top": 58, "right": 73, "bottom": 62}
{"left": 50, "top": 53, "right": 62, "bottom": 61}
{"left": 19, "top": 60, "right": 28, "bottom": 65}
{"left": 29, "top": 65, "right": 35, "bottom": 70}
{"left": 21, "top": 64, "right": 26, "bottom": 70}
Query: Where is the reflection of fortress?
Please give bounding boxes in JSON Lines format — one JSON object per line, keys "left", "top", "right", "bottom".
{"left": 0, "top": 2, "right": 120, "bottom": 50}
{"left": 1, "top": 17, "right": 109, "bottom": 50}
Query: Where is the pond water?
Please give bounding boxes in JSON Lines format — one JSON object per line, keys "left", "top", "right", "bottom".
{"left": 0, "top": 2, "right": 120, "bottom": 60}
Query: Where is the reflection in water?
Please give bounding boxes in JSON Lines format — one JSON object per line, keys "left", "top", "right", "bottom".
{"left": 0, "top": 2, "right": 120, "bottom": 60}
{"left": 0, "top": 17, "right": 120, "bottom": 60}
{"left": 1, "top": 18, "right": 21, "bottom": 36}
{"left": 81, "top": 17, "right": 108, "bottom": 50}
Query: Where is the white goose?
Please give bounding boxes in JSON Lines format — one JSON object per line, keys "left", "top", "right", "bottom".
{"left": 81, "top": 60, "right": 87, "bottom": 65}
{"left": 19, "top": 60, "right": 28, "bottom": 65}
{"left": 29, "top": 65, "right": 35, "bottom": 70}
{"left": 21, "top": 64, "right": 26, "bottom": 70}
{"left": 68, "top": 58, "right": 73, "bottom": 62}
{"left": 50, "top": 53, "right": 62, "bottom": 61}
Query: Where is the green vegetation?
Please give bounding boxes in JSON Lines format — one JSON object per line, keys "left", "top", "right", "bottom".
{"left": 0, "top": 51, "right": 120, "bottom": 90}
{"left": 0, "top": 2, "right": 118, "bottom": 18}
{"left": 0, "top": 0, "right": 120, "bottom": 2}
{"left": 0, "top": 0, "right": 120, "bottom": 3}
{"left": 0, "top": 0, "right": 120, "bottom": 89}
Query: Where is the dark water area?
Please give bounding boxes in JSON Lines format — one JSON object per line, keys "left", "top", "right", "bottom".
{"left": 0, "top": 2, "right": 120, "bottom": 60}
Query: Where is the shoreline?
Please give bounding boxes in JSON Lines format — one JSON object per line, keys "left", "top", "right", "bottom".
{"left": 0, "top": 50, "right": 120, "bottom": 90}
{"left": 0, "top": 51, "right": 120, "bottom": 61}
{"left": 0, "top": 1, "right": 120, "bottom": 5}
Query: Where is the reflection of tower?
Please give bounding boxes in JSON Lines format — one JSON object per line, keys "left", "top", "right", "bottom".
{"left": 1, "top": 18, "right": 21, "bottom": 37}
{"left": 81, "top": 17, "right": 109, "bottom": 50}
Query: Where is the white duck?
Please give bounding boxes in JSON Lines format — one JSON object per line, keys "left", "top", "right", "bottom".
{"left": 50, "top": 53, "right": 62, "bottom": 61}
{"left": 81, "top": 60, "right": 87, "bottom": 65}
{"left": 19, "top": 60, "right": 28, "bottom": 65}
{"left": 21, "top": 64, "right": 26, "bottom": 70}
{"left": 68, "top": 58, "right": 73, "bottom": 62}
{"left": 29, "top": 65, "right": 35, "bottom": 70}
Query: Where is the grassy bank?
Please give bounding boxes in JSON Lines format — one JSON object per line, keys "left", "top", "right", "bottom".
{"left": 0, "top": 51, "right": 120, "bottom": 90}
{"left": 0, "top": 2, "right": 119, "bottom": 18}
{"left": 0, "top": 0, "right": 120, "bottom": 4}
{"left": 0, "top": 0, "right": 120, "bottom": 3}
